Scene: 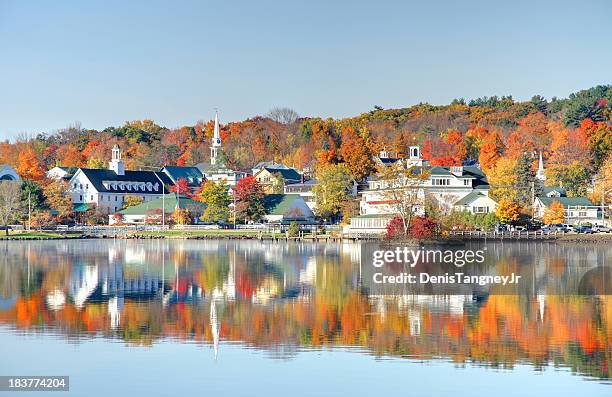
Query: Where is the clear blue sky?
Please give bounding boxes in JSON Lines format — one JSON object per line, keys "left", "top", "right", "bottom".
{"left": 1, "top": 0, "right": 611, "bottom": 139}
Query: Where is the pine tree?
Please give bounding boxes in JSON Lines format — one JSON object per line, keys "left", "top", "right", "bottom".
{"left": 515, "top": 152, "right": 542, "bottom": 206}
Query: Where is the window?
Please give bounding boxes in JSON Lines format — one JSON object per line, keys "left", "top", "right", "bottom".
{"left": 79, "top": 195, "right": 83, "bottom": 201}
{"left": 473, "top": 206, "right": 489, "bottom": 213}
{"left": 432, "top": 178, "right": 450, "bottom": 186}
{"left": 90, "top": 195, "right": 94, "bottom": 200}
{"left": 115, "top": 196, "right": 118, "bottom": 201}
{"left": 86, "top": 184, "right": 89, "bottom": 189}
{"left": 463, "top": 180, "right": 470, "bottom": 186}
{"left": 79, "top": 183, "right": 83, "bottom": 189}
{"left": 579, "top": 211, "right": 587, "bottom": 217}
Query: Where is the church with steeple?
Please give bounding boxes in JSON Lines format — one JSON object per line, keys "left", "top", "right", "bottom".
{"left": 196, "top": 110, "right": 246, "bottom": 187}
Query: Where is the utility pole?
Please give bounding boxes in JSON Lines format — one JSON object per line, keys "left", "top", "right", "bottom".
{"left": 153, "top": 172, "right": 166, "bottom": 227}
{"left": 531, "top": 180, "right": 535, "bottom": 221}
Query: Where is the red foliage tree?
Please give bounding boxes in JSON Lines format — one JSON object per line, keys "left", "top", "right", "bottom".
{"left": 409, "top": 216, "right": 437, "bottom": 239}
{"left": 385, "top": 216, "right": 406, "bottom": 240}
{"left": 170, "top": 177, "right": 191, "bottom": 196}
{"left": 422, "top": 129, "right": 467, "bottom": 166}
{"left": 234, "top": 176, "right": 266, "bottom": 222}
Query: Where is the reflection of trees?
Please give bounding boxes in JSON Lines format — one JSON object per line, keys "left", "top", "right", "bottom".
{"left": 0, "top": 241, "right": 610, "bottom": 381}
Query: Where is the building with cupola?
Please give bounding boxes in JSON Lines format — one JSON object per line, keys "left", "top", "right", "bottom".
{"left": 67, "top": 144, "right": 174, "bottom": 213}
{"left": 196, "top": 110, "right": 246, "bottom": 187}
{"left": 348, "top": 146, "right": 498, "bottom": 234}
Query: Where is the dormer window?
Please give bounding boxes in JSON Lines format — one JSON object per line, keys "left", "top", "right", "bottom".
{"left": 127, "top": 184, "right": 132, "bottom": 191}
{"left": 146, "top": 182, "right": 152, "bottom": 191}
{"left": 154, "top": 182, "right": 159, "bottom": 191}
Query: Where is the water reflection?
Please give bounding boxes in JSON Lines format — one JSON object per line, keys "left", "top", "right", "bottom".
{"left": 0, "top": 240, "right": 610, "bottom": 382}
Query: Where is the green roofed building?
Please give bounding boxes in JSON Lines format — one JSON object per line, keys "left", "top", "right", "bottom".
{"left": 109, "top": 193, "right": 207, "bottom": 224}
{"left": 534, "top": 190, "right": 601, "bottom": 226}
{"left": 263, "top": 194, "right": 315, "bottom": 224}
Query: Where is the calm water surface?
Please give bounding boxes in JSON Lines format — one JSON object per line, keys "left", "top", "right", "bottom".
{"left": 0, "top": 240, "right": 610, "bottom": 396}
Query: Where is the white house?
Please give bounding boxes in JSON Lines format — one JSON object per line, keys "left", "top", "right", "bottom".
{"left": 533, "top": 188, "right": 601, "bottom": 225}
{"left": 351, "top": 146, "right": 497, "bottom": 234}
{"left": 196, "top": 111, "right": 246, "bottom": 187}
{"left": 67, "top": 145, "right": 173, "bottom": 213}
{"left": 0, "top": 165, "right": 20, "bottom": 181}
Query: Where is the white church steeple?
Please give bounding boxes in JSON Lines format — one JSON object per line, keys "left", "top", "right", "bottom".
{"left": 210, "top": 110, "right": 222, "bottom": 165}
{"left": 109, "top": 144, "right": 125, "bottom": 176}
{"left": 536, "top": 151, "right": 546, "bottom": 183}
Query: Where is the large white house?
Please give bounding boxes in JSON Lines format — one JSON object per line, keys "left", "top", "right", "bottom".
{"left": 67, "top": 145, "right": 173, "bottom": 213}
{"left": 349, "top": 146, "right": 497, "bottom": 233}
{"left": 196, "top": 111, "right": 246, "bottom": 187}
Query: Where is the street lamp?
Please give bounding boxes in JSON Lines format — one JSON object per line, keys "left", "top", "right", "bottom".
{"left": 153, "top": 172, "right": 166, "bottom": 227}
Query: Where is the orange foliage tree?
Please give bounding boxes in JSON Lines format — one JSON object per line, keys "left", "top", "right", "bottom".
{"left": 17, "top": 147, "right": 45, "bottom": 180}
{"left": 422, "top": 129, "right": 467, "bottom": 166}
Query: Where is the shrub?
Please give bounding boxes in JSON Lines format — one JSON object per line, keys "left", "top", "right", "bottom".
{"left": 288, "top": 221, "right": 300, "bottom": 237}
{"left": 385, "top": 216, "right": 406, "bottom": 240}
{"left": 409, "top": 216, "right": 438, "bottom": 239}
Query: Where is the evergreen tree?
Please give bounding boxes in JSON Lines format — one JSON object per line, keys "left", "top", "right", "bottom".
{"left": 515, "top": 152, "right": 542, "bottom": 205}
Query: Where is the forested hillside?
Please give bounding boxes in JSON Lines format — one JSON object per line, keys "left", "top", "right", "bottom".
{"left": 2, "top": 85, "right": 611, "bottom": 190}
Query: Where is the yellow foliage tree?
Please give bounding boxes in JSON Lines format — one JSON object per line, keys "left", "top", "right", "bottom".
{"left": 487, "top": 157, "right": 518, "bottom": 202}
{"left": 172, "top": 208, "right": 192, "bottom": 225}
{"left": 543, "top": 200, "right": 565, "bottom": 224}
{"left": 495, "top": 199, "right": 521, "bottom": 225}
{"left": 122, "top": 195, "right": 144, "bottom": 209}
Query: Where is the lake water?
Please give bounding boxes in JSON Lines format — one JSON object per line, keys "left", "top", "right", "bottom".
{"left": 0, "top": 239, "right": 610, "bottom": 396}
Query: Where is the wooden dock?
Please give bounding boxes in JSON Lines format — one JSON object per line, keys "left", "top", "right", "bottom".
{"left": 449, "top": 230, "right": 561, "bottom": 240}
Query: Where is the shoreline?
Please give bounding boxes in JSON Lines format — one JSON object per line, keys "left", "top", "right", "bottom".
{"left": 3, "top": 231, "right": 612, "bottom": 243}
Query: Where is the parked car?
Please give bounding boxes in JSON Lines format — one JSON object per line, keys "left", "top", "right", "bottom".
{"left": 494, "top": 225, "right": 507, "bottom": 232}
{"left": 546, "top": 224, "right": 570, "bottom": 233}
{"left": 573, "top": 225, "right": 594, "bottom": 234}
{"left": 592, "top": 224, "right": 612, "bottom": 233}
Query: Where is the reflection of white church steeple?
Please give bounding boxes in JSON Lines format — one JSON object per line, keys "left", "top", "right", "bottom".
{"left": 210, "top": 300, "right": 220, "bottom": 360}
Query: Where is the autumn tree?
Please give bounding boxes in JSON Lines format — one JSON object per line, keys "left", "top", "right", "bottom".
{"left": 0, "top": 181, "right": 22, "bottom": 234}
{"left": 495, "top": 199, "right": 521, "bottom": 225}
{"left": 170, "top": 177, "right": 191, "bottom": 196}
{"left": 478, "top": 132, "right": 504, "bottom": 172}
{"left": 17, "top": 147, "right": 44, "bottom": 180}
{"left": 312, "top": 164, "right": 353, "bottom": 220}
{"left": 339, "top": 126, "right": 375, "bottom": 180}
{"left": 422, "top": 129, "right": 467, "bottom": 166}
{"left": 86, "top": 157, "right": 106, "bottom": 169}
{"left": 172, "top": 208, "right": 192, "bottom": 225}
{"left": 543, "top": 200, "right": 565, "bottom": 225}
{"left": 409, "top": 216, "right": 437, "bottom": 239}
{"left": 545, "top": 162, "right": 591, "bottom": 197}
{"left": 197, "top": 180, "right": 230, "bottom": 223}
{"left": 234, "top": 176, "right": 266, "bottom": 223}
{"left": 487, "top": 157, "right": 518, "bottom": 202}
{"left": 122, "top": 195, "right": 144, "bottom": 209}
{"left": 43, "top": 180, "right": 73, "bottom": 220}
{"left": 580, "top": 119, "right": 612, "bottom": 167}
